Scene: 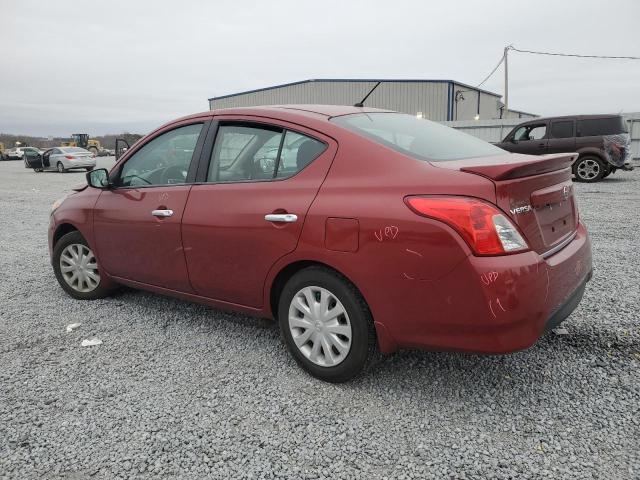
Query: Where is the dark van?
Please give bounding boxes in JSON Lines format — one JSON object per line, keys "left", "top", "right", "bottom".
{"left": 495, "top": 114, "right": 632, "bottom": 182}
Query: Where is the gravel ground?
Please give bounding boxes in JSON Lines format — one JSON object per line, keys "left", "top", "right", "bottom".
{"left": 1, "top": 157, "right": 639, "bottom": 479}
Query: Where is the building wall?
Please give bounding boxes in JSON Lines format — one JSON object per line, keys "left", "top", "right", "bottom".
{"left": 451, "top": 83, "right": 505, "bottom": 121}
{"left": 210, "top": 80, "right": 452, "bottom": 120}
{"left": 210, "top": 80, "right": 536, "bottom": 122}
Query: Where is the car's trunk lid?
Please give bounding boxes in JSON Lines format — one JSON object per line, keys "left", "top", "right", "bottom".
{"left": 432, "top": 153, "right": 579, "bottom": 255}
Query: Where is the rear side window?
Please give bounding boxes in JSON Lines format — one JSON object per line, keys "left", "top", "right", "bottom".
{"left": 208, "top": 124, "right": 326, "bottom": 182}
{"left": 331, "top": 113, "right": 506, "bottom": 161}
{"left": 550, "top": 121, "right": 574, "bottom": 139}
{"left": 578, "top": 117, "right": 627, "bottom": 136}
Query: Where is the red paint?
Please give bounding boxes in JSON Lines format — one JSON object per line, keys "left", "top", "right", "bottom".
{"left": 49, "top": 105, "right": 593, "bottom": 355}
{"left": 325, "top": 218, "right": 359, "bottom": 252}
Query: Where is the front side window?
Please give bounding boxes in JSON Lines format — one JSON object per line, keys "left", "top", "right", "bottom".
{"left": 513, "top": 124, "right": 547, "bottom": 141}
{"left": 208, "top": 124, "right": 326, "bottom": 182}
{"left": 551, "top": 121, "right": 574, "bottom": 139}
{"left": 331, "top": 113, "right": 505, "bottom": 161}
{"left": 118, "top": 123, "right": 202, "bottom": 187}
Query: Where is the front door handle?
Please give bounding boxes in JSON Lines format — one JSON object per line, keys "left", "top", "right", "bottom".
{"left": 264, "top": 213, "right": 297, "bottom": 223}
{"left": 152, "top": 209, "right": 174, "bottom": 218}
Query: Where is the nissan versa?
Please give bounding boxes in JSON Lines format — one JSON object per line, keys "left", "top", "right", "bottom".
{"left": 49, "top": 105, "right": 593, "bottom": 382}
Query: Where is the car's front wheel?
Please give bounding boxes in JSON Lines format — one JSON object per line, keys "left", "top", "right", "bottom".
{"left": 278, "top": 267, "right": 378, "bottom": 383}
{"left": 52, "top": 231, "right": 112, "bottom": 300}
{"left": 574, "top": 156, "right": 605, "bottom": 182}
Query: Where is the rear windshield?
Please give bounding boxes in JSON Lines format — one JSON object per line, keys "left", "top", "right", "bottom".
{"left": 63, "top": 147, "right": 89, "bottom": 153}
{"left": 331, "top": 113, "right": 506, "bottom": 161}
{"left": 578, "top": 117, "right": 628, "bottom": 136}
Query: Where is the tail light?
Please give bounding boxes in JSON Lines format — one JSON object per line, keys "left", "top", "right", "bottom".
{"left": 65, "top": 155, "right": 75, "bottom": 160}
{"left": 405, "top": 196, "right": 529, "bottom": 256}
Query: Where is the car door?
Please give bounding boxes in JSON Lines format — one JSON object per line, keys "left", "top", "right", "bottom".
{"left": 181, "top": 119, "right": 337, "bottom": 308}
{"left": 24, "top": 149, "right": 43, "bottom": 169}
{"left": 45, "top": 148, "right": 62, "bottom": 170}
{"left": 547, "top": 119, "right": 576, "bottom": 154}
{"left": 92, "top": 121, "right": 208, "bottom": 291}
{"left": 502, "top": 122, "right": 549, "bottom": 155}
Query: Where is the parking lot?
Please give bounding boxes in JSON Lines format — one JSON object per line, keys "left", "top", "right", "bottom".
{"left": 0, "top": 157, "right": 638, "bottom": 479}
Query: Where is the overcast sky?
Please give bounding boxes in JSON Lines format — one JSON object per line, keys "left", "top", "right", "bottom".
{"left": 1, "top": 0, "right": 639, "bottom": 136}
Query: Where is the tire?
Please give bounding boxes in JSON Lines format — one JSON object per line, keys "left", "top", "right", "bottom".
{"left": 278, "top": 266, "right": 378, "bottom": 383}
{"left": 52, "top": 231, "right": 112, "bottom": 300}
{"left": 573, "top": 156, "right": 606, "bottom": 183}
{"left": 33, "top": 168, "right": 42, "bottom": 172}
{"left": 57, "top": 161, "right": 66, "bottom": 173}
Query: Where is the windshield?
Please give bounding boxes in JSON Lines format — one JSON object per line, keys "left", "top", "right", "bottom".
{"left": 331, "top": 113, "right": 507, "bottom": 161}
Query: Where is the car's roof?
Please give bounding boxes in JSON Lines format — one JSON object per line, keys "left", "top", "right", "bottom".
{"left": 154, "top": 105, "right": 397, "bottom": 141}
{"left": 517, "top": 113, "right": 622, "bottom": 124}
{"left": 172, "top": 104, "right": 395, "bottom": 123}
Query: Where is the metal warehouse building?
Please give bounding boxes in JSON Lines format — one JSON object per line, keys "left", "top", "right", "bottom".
{"left": 209, "top": 79, "right": 535, "bottom": 121}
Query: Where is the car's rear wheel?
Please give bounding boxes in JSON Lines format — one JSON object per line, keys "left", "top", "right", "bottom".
{"left": 574, "top": 156, "right": 605, "bottom": 182}
{"left": 57, "top": 161, "right": 66, "bottom": 173}
{"left": 52, "top": 231, "right": 111, "bottom": 300}
{"left": 278, "top": 266, "right": 378, "bottom": 383}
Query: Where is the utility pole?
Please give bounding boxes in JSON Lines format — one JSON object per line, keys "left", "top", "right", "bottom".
{"left": 504, "top": 46, "right": 509, "bottom": 119}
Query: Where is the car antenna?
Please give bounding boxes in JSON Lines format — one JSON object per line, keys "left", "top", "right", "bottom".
{"left": 354, "top": 81, "right": 381, "bottom": 107}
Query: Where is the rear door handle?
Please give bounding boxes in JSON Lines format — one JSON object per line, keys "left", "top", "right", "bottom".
{"left": 264, "top": 213, "right": 297, "bottom": 223}
{"left": 152, "top": 209, "right": 174, "bottom": 217}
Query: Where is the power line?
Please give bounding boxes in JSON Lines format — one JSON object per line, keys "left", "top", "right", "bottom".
{"left": 510, "top": 46, "right": 640, "bottom": 60}
{"left": 476, "top": 53, "right": 505, "bottom": 88}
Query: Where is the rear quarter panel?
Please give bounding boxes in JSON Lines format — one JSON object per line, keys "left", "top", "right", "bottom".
{"left": 264, "top": 132, "right": 498, "bottom": 349}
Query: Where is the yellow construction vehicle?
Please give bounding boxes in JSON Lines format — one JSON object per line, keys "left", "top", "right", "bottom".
{"left": 0, "top": 142, "right": 5, "bottom": 160}
{"left": 61, "top": 134, "right": 101, "bottom": 155}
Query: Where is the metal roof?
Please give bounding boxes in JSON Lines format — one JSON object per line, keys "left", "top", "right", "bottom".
{"left": 209, "top": 78, "right": 503, "bottom": 101}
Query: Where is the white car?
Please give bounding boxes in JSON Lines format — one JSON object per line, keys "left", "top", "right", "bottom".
{"left": 6, "top": 146, "right": 40, "bottom": 160}
{"left": 34, "top": 147, "right": 96, "bottom": 173}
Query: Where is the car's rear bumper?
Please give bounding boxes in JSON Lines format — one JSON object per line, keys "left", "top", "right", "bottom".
{"left": 544, "top": 269, "right": 591, "bottom": 331}
{"left": 63, "top": 159, "right": 96, "bottom": 169}
{"left": 384, "top": 222, "right": 592, "bottom": 354}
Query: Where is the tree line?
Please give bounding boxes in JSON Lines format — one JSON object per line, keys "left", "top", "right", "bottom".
{"left": 0, "top": 132, "right": 144, "bottom": 150}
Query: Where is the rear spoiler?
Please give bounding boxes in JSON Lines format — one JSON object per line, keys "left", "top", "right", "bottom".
{"left": 460, "top": 153, "right": 578, "bottom": 181}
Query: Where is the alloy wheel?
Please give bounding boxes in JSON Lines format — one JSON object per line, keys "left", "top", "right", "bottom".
{"left": 288, "top": 286, "right": 352, "bottom": 367}
{"left": 576, "top": 158, "right": 600, "bottom": 181}
{"left": 59, "top": 243, "right": 100, "bottom": 293}
{"left": 57, "top": 162, "right": 64, "bottom": 173}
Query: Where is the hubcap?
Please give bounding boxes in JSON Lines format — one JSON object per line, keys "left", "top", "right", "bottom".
{"left": 59, "top": 244, "right": 100, "bottom": 292}
{"left": 577, "top": 159, "right": 600, "bottom": 180}
{"left": 57, "top": 163, "right": 63, "bottom": 172}
{"left": 288, "top": 286, "right": 352, "bottom": 367}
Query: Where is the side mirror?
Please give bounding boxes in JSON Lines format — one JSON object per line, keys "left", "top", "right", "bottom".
{"left": 86, "top": 168, "right": 110, "bottom": 189}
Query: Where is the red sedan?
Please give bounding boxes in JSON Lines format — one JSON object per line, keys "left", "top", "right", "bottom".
{"left": 49, "top": 105, "right": 592, "bottom": 382}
